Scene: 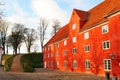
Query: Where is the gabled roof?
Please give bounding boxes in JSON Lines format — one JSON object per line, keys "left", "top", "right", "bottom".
{"left": 80, "top": 0, "right": 120, "bottom": 31}
{"left": 73, "top": 9, "right": 88, "bottom": 21}
{"left": 44, "top": 0, "right": 120, "bottom": 46}
{"left": 44, "top": 24, "right": 69, "bottom": 46}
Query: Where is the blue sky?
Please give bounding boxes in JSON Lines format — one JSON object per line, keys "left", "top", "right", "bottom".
{"left": 3, "top": 0, "right": 103, "bottom": 52}
{"left": 4, "top": 0, "right": 103, "bottom": 27}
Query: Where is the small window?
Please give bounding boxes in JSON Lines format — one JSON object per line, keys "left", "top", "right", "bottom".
{"left": 56, "top": 61, "right": 59, "bottom": 68}
{"left": 56, "top": 43, "right": 59, "bottom": 48}
{"left": 64, "top": 50, "right": 67, "bottom": 55}
{"left": 64, "top": 60, "right": 67, "bottom": 68}
{"left": 103, "top": 41, "right": 110, "bottom": 49}
{"left": 85, "top": 45, "right": 90, "bottom": 52}
{"left": 48, "top": 46, "right": 50, "bottom": 50}
{"left": 102, "top": 25, "right": 109, "bottom": 34}
{"left": 72, "top": 37, "right": 76, "bottom": 43}
{"left": 84, "top": 32, "right": 89, "bottom": 39}
{"left": 72, "top": 48, "right": 77, "bottom": 54}
{"left": 56, "top": 52, "right": 59, "bottom": 56}
{"left": 85, "top": 60, "right": 90, "bottom": 69}
{"left": 48, "top": 53, "right": 50, "bottom": 58}
{"left": 64, "top": 40, "right": 67, "bottom": 46}
{"left": 51, "top": 53, "right": 53, "bottom": 57}
{"left": 72, "top": 23, "right": 76, "bottom": 30}
{"left": 73, "top": 60, "right": 77, "bottom": 69}
{"left": 104, "top": 59, "right": 111, "bottom": 70}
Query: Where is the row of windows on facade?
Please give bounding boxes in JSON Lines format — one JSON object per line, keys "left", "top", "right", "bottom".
{"left": 44, "top": 41, "right": 110, "bottom": 58}
{"left": 46, "top": 59, "right": 111, "bottom": 71}
{"left": 45, "top": 24, "right": 109, "bottom": 51}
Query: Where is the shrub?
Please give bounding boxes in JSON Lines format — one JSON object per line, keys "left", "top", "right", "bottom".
{"left": 20, "top": 53, "right": 43, "bottom": 72}
{"left": 4, "top": 55, "right": 17, "bottom": 71}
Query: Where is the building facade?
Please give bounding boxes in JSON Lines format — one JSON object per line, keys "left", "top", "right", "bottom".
{"left": 44, "top": 0, "right": 120, "bottom": 78}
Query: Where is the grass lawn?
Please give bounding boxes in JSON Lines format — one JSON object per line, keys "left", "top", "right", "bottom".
{"left": 2, "top": 54, "right": 12, "bottom": 65}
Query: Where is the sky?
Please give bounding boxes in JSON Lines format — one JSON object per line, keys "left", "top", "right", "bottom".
{"left": 2, "top": 0, "right": 103, "bottom": 53}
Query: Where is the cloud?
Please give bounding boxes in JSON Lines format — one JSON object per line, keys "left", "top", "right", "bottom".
{"left": 31, "top": 0, "right": 69, "bottom": 26}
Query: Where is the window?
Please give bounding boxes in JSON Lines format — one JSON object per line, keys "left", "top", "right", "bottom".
{"left": 72, "top": 37, "right": 76, "bottom": 43}
{"left": 64, "top": 60, "right": 67, "bottom": 68}
{"left": 48, "top": 46, "right": 50, "bottom": 50}
{"left": 102, "top": 25, "right": 109, "bottom": 34}
{"left": 85, "top": 45, "right": 90, "bottom": 52}
{"left": 84, "top": 32, "right": 89, "bottom": 39}
{"left": 73, "top": 60, "right": 77, "bottom": 69}
{"left": 51, "top": 53, "right": 53, "bottom": 57}
{"left": 56, "top": 52, "right": 59, "bottom": 56}
{"left": 64, "top": 50, "right": 67, "bottom": 55}
{"left": 104, "top": 59, "right": 111, "bottom": 70}
{"left": 72, "top": 48, "right": 77, "bottom": 54}
{"left": 85, "top": 60, "right": 90, "bottom": 69}
{"left": 48, "top": 53, "right": 50, "bottom": 58}
{"left": 103, "top": 41, "right": 110, "bottom": 49}
{"left": 56, "top": 61, "right": 59, "bottom": 68}
{"left": 72, "top": 23, "right": 76, "bottom": 30}
{"left": 56, "top": 43, "right": 59, "bottom": 48}
{"left": 64, "top": 40, "right": 67, "bottom": 46}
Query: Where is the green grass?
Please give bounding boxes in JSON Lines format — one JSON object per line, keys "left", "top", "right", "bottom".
{"left": 20, "top": 53, "right": 43, "bottom": 72}
{"left": 2, "top": 55, "right": 12, "bottom": 65}
{"left": 4, "top": 55, "right": 17, "bottom": 71}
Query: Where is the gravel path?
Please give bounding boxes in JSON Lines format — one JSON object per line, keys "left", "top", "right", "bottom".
{"left": 0, "top": 67, "right": 106, "bottom": 80}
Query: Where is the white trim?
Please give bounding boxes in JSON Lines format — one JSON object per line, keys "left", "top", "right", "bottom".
{"left": 102, "top": 24, "right": 109, "bottom": 34}
{"left": 104, "top": 59, "right": 112, "bottom": 71}
{"left": 84, "top": 45, "right": 90, "bottom": 52}
{"left": 85, "top": 60, "right": 90, "bottom": 70}
{"left": 79, "top": 22, "right": 108, "bottom": 34}
{"left": 102, "top": 40, "right": 110, "bottom": 50}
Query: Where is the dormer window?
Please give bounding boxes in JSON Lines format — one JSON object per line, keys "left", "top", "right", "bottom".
{"left": 72, "top": 23, "right": 76, "bottom": 30}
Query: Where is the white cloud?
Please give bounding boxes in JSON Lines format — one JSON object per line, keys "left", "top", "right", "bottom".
{"left": 31, "top": 0, "right": 69, "bottom": 26}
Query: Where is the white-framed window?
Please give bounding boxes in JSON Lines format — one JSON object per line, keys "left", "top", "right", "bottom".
{"left": 72, "top": 23, "right": 76, "bottom": 30}
{"left": 72, "top": 37, "right": 76, "bottom": 43}
{"left": 56, "top": 52, "right": 59, "bottom": 56}
{"left": 64, "top": 50, "right": 67, "bottom": 55}
{"left": 56, "top": 43, "right": 59, "bottom": 48}
{"left": 73, "top": 60, "right": 77, "bottom": 69}
{"left": 64, "top": 60, "right": 67, "bottom": 68}
{"left": 85, "top": 60, "right": 90, "bottom": 69}
{"left": 56, "top": 61, "right": 59, "bottom": 68}
{"left": 44, "top": 54, "right": 46, "bottom": 58}
{"left": 104, "top": 59, "right": 111, "bottom": 70}
{"left": 85, "top": 45, "right": 90, "bottom": 52}
{"left": 84, "top": 32, "right": 89, "bottom": 39}
{"left": 48, "top": 53, "right": 50, "bottom": 58}
{"left": 72, "top": 48, "right": 77, "bottom": 54}
{"left": 102, "top": 25, "right": 109, "bottom": 34}
{"left": 48, "top": 46, "right": 50, "bottom": 50}
{"left": 51, "top": 53, "right": 53, "bottom": 57}
{"left": 103, "top": 41, "right": 110, "bottom": 49}
{"left": 64, "top": 40, "right": 67, "bottom": 46}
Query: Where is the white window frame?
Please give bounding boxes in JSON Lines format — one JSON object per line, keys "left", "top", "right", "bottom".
{"left": 102, "top": 25, "right": 109, "bottom": 34}
{"left": 56, "top": 52, "right": 59, "bottom": 56}
{"left": 64, "top": 50, "right": 67, "bottom": 55}
{"left": 72, "top": 48, "right": 77, "bottom": 54}
{"left": 84, "top": 32, "right": 89, "bottom": 39}
{"left": 85, "top": 45, "right": 90, "bottom": 52}
{"left": 103, "top": 40, "right": 110, "bottom": 50}
{"left": 85, "top": 60, "right": 90, "bottom": 69}
{"left": 64, "top": 40, "right": 67, "bottom": 46}
{"left": 104, "top": 59, "right": 111, "bottom": 71}
{"left": 72, "top": 37, "right": 76, "bottom": 43}
{"left": 64, "top": 60, "right": 67, "bottom": 68}
{"left": 72, "top": 23, "right": 76, "bottom": 30}
{"left": 56, "top": 43, "right": 59, "bottom": 48}
{"left": 56, "top": 61, "right": 59, "bottom": 68}
{"left": 73, "top": 60, "right": 77, "bottom": 69}
{"left": 48, "top": 46, "right": 50, "bottom": 50}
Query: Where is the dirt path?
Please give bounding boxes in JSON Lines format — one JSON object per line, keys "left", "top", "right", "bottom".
{"left": 10, "top": 55, "right": 22, "bottom": 72}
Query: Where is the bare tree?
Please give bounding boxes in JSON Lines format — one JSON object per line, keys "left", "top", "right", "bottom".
{"left": 0, "top": 19, "right": 8, "bottom": 55}
{"left": 24, "top": 28, "right": 37, "bottom": 53}
{"left": 0, "top": 1, "right": 4, "bottom": 18}
{"left": 51, "top": 19, "right": 61, "bottom": 35}
{"left": 8, "top": 23, "right": 25, "bottom": 54}
{"left": 38, "top": 18, "right": 48, "bottom": 53}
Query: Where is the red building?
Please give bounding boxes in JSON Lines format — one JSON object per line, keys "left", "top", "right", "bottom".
{"left": 44, "top": 0, "right": 120, "bottom": 78}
